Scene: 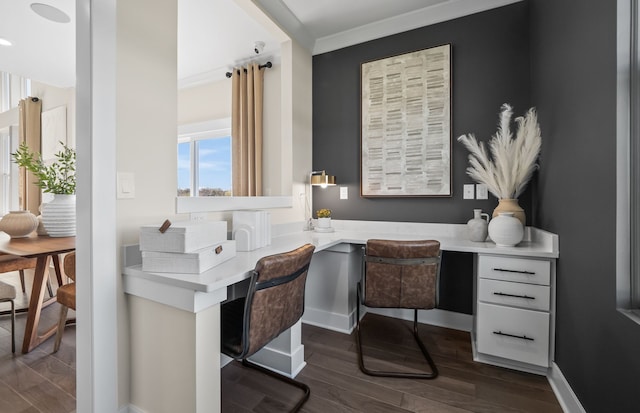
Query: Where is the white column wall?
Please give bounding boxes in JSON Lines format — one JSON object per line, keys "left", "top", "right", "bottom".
{"left": 115, "top": 0, "right": 179, "bottom": 408}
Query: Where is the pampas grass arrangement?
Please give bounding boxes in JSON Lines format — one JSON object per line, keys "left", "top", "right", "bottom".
{"left": 457, "top": 104, "right": 541, "bottom": 199}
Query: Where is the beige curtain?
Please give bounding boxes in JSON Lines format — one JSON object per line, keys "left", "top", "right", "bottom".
{"left": 18, "top": 97, "right": 42, "bottom": 214}
{"left": 231, "top": 63, "right": 264, "bottom": 196}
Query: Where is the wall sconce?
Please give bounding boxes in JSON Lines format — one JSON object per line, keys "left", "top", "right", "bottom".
{"left": 305, "top": 170, "right": 337, "bottom": 230}
{"left": 310, "top": 170, "right": 336, "bottom": 188}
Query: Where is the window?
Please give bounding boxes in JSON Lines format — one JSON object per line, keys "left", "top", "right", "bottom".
{"left": 0, "top": 71, "right": 30, "bottom": 112}
{"left": 618, "top": 0, "right": 640, "bottom": 320}
{"left": 632, "top": 0, "right": 640, "bottom": 314}
{"left": 178, "top": 119, "right": 232, "bottom": 197}
{"left": 0, "top": 72, "right": 30, "bottom": 214}
{"left": 0, "top": 126, "right": 18, "bottom": 214}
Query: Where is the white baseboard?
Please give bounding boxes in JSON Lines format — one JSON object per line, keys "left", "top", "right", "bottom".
{"left": 302, "top": 306, "right": 355, "bottom": 334}
{"left": 248, "top": 342, "right": 306, "bottom": 378}
{"left": 366, "top": 307, "right": 473, "bottom": 332}
{"left": 119, "top": 405, "right": 146, "bottom": 413}
{"left": 548, "top": 362, "right": 586, "bottom": 413}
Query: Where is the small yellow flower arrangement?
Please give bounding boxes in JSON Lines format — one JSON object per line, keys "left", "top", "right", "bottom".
{"left": 316, "top": 208, "right": 331, "bottom": 218}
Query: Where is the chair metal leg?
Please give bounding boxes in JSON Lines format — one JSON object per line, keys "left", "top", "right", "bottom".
{"left": 19, "top": 270, "right": 26, "bottom": 293}
{"left": 356, "top": 283, "right": 438, "bottom": 379}
{"left": 10, "top": 299, "right": 15, "bottom": 353}
{"left": 240, "top": 359, "right": 310, "bottom": 412}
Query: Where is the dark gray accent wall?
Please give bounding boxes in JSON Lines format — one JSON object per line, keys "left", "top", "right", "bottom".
{"left": 312, "top": 3, "right": 532, "bottom": 224}
{"left": 530, "top": 0, "right": 639, "bottom": 411}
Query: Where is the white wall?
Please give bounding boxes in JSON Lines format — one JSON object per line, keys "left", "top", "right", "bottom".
{"left": 31, "top": 81, "right": 76, "bottom": 148}
{"left": 116, "top": 0, "right": 178, "bottom": 407}
{"left": 178, "top": 79, "right": 231, "bottom": 124}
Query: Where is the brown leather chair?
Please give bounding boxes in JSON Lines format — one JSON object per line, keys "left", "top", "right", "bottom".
{"left": 221, "top": 244, "right": 315, "bottom": 413}
{"left": 356, "top": 239, "right": 441, "bottom": 379}
{"left": 54, "top": 252, "right": 75, "bottom": 352}
{"left": 0, "top": 280, "right": 16, "bottom": 352}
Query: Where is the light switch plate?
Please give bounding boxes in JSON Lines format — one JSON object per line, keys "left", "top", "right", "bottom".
{"left": 476, "top": 184, "right": 488, "bottom": 200}
{"left": 340, "top": 186, "right": 348, "bottom": 200}
{"left": 463, "top": 184, "right": 475, "bottom": 199}
{"left": 117, "top": 172, "right": 135, "bottom": 199}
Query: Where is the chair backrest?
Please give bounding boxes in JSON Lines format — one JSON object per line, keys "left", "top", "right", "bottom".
{"left": 63, "top": 252, "right": 76, "bottom": 282}
{"left": 363, "top": 239, "right": 441, "bottom": 309}
{"left": 241, "top": 243, "right": 315, "bottom": 358}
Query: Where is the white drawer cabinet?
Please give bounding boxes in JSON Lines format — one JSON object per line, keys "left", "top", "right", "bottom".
{"left": 474, "top": 254, "right": 555, "bottom": 374}
{"left": 478, "top": 255, "right": 550, "bottom": 285}
{"left": 476, "top": 302, "right": 550, "bottom": 367}
{"left": 478, "top": 278, "right": 550, "bottom": 311}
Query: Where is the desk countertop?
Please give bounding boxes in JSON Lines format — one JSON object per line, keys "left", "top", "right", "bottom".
{"left": 122, "top": 220, "right": 558, "bottom": 312}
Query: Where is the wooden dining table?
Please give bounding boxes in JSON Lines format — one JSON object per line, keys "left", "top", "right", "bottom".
{"left": 0, "top": 233, "right": 75, "bottom": 353}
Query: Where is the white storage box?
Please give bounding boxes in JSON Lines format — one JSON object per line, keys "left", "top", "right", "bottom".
{"left": 140, "top": 220, "right": 227, "bottom": 253}
{"left": 142, "top": 240, "right": 236, "bottom": 274}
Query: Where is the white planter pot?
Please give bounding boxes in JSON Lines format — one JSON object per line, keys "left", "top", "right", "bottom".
{"left": 317, "top": 217, "right": 331, "bottom": 228}
{"left": 41, "top": 194, "right": 76, "bottom": 237}
{"left": 488, "top": 212, "right": 523, "bottom": 247}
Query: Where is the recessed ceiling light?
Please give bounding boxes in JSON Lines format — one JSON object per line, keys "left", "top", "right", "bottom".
{"left": 30, "top": 3, "right": 71, "bottom": 24}
{"left": 0, "top": 38, "right": 12, "bottom": 47}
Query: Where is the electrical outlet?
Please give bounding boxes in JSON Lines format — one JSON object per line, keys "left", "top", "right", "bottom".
{"left": 463, "top": 184, "right": 475, "bottom": 199}
{"left": 340, "top": 187, "right": 348, "bottom": 200}
{"left": 476, "top": 184, "right": 488, "bottom": 200}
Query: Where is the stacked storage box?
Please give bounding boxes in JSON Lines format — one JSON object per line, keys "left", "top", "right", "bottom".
{"left": 139, "top": 220, "right": 236, "bottom": 274}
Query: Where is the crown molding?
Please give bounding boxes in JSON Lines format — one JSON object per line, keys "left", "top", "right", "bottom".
{"left": 313, "top": 0, "right": 523, "bottom": 55}
{"left": 252, "top": 0, "right": 315, "bottom": 52}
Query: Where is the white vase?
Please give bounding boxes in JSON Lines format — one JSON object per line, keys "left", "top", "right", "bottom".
{"left": 467, "top": 209, "right": 489, "bottom": 242}
{"left": 0, "top": 210, "right": 39, "bottom": 238}
{"left": 317, "top": 217, "right": 331, "bottom": 228}
{"left": 488, "top": 212, "right": 524, "bottom": 247}
{"left": 41, "top": 194, "right": 76, "bottom": 237}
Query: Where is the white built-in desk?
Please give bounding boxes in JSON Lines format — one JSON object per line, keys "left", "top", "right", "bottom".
{"left": 122, "top": 220, "right": 558, "bottom": 413}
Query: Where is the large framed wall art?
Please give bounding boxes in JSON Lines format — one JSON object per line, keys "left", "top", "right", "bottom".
{"left": 360, "top": 44, "right": 451, "bottom": 197}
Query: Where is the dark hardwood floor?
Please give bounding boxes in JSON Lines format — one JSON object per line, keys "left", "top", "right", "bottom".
{"left": 222, "top": 314, "right": 563, "bottom": 413}
{"left": 0, "top": 270, "right": 76, "bottom": 413}
{"left": 0, "top": 269, "right": 564, "bottom": 413}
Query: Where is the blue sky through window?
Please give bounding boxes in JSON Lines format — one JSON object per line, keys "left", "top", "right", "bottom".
{"left": 177, "top": 141, "right": 190, "bottom": 190}
{"left": 198, "top": 137, "right": 231, "bottom": 191}
{"left": 178, "top": 137, "right": 232, "bottom": 194}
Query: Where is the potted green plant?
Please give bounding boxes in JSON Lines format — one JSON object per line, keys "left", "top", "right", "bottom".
{"left": 12, "top": 141, "right": 76, "bottom": 237}
{"left": 316, "top": 208, "right": 332, "bottom": 229}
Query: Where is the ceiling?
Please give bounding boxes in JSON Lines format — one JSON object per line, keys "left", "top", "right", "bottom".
{"left": 0, "top": 0, "right": 520, "bottom": 89}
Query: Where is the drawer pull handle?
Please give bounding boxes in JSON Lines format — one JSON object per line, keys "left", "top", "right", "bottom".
{"left": 493, "top": 330, "right": 534, "bottom": 341}
{"left": 493, "top": 267, "right": 535, "bottom": 275}
{"left": 493, "top": 292, "right": 535, "bottom": 300}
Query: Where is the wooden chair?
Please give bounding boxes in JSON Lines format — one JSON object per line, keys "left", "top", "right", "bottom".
{"left": 0, "top": 254, "right": 37, "bottom": 294}
{"left": 0, "top": 280, "right": 16, "bottom": 352}
{"left": 54, "top": 252, "right": 75, "bottom": 352}
{"left": 0, "top": 253, "right": 62, "bottom": 301}
{"left": 221, "top": 244, "right": 315, "bottom": 413}
{"left": 356, "top": 239, "right": 441, "bottom": 379}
